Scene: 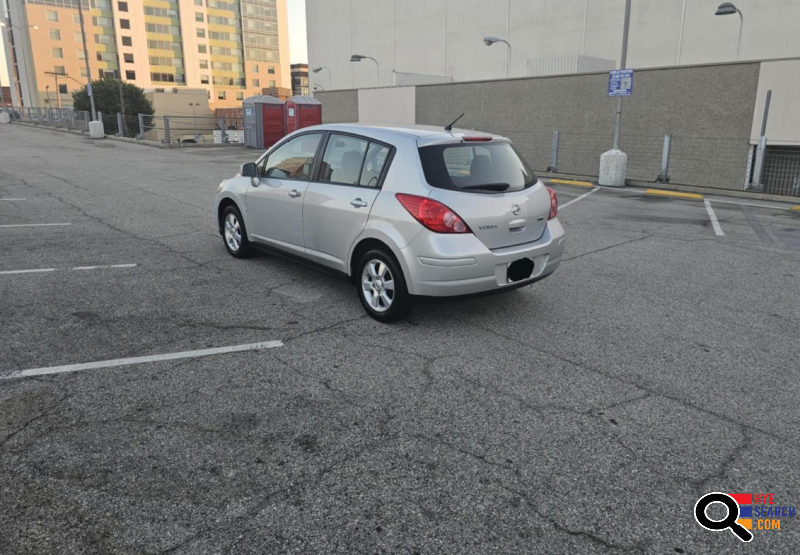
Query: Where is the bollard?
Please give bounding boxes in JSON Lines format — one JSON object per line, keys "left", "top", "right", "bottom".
{"left": 68, "top": 109, "right": 75, "bottom": 130}
{"left": 656, "top": 135, "right": 671, "bottom": 183}
{"left": 547, "top": 131, "right": 559, "bottom": 173}
{"left": 116, "top": 112, "right": 123, "bottom": 137}
{"left": 138, "top": 113, "right": 145, "bottom": 140}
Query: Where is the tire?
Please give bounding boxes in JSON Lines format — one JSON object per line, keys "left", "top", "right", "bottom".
{"left": 221, "top": 205, "right": 252, "bottom": 258}
{"left": 356, "top": 248, "right": 413, "bottom": 322}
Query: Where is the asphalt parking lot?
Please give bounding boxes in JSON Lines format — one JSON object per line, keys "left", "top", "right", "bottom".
{"left": 2, "top": 124, "right": 799, "bottom": 554}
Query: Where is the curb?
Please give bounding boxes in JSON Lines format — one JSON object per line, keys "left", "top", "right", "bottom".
{"left": 644, "top": 189, "right": 704, "bottom": 200}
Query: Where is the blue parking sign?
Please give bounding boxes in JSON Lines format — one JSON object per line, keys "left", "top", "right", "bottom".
{"left": 608, "top": 69, "right": 634, "bottom": 97}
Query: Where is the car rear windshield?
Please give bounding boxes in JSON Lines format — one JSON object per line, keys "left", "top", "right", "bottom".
{"left": 418, "top": 142, "right": 537, "bottom": 193}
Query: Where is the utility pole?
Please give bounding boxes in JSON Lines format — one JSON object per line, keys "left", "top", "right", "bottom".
{"left": 118, "top": 78, "right": 126, "bottom": 133}
{"left": 44, "top": 71, "right": 63, "bottom": 109}
{"left": 77, "top": 0, "right": 96, "bottom": 121}
{"left": 612, "top": 0, "right": 632, "bottom": 151}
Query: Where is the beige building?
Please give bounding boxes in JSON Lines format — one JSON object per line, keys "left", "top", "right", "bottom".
{"left": 2, "top": 0, "right": 291, "bottom": 110}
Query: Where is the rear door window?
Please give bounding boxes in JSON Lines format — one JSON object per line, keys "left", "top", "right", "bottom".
{"left": 419, "top": 142, "right": 537, "bottom": 193}
{"left": 359, "top": 143, "right": 390, "bottom": 187}
{"left": 319, "top": 134, "right": 369, "bottom": 185}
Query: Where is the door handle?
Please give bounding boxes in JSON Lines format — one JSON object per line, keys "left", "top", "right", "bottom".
{"left": 288, "top": 189, "right": 301, "bottom": 198}
{"left": 350, "top": 198, "right": 368, "bottom": 208}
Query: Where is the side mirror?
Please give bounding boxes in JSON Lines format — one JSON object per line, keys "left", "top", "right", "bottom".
{"left": 240, "top": 162, "right": 258, "bottom": 177}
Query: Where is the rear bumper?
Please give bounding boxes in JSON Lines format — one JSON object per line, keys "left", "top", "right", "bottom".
{"left": 400, "top": 218, "right": 566, "bottom": 296}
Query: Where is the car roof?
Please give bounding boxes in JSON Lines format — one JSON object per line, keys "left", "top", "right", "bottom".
{"left": 309, "top": 123, "right": 508, "bottom": 145}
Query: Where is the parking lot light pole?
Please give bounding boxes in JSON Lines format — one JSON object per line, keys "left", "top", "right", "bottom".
{"left": 715, "top": 2, "right": 744, "bottom": 60}
{"left": 483, "top": 36, "right": 512, "bottom": 79}
{"left": 350, "top": 55, "right": 379, "bottom": 86}
{"left": 312, "top": 66, "right": 331, "bottom": 90}
{"left": 76, "top": 0, "right": 97, "bottom": 121}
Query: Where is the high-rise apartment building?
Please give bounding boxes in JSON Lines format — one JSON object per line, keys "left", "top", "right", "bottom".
{"left": 1, "top": 0, "right": 290, "bottom": 110}
{"left": 290, "top": 62, "right": 306, "bottom": 96}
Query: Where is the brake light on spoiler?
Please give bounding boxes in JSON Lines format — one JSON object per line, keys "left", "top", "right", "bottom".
{"left": 462, "top": 136, "right": 493, "bottom": 142}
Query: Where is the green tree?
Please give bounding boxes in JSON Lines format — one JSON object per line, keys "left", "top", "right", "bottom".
{"left": 72, "top": 76, "right": 154, "bottom": 135}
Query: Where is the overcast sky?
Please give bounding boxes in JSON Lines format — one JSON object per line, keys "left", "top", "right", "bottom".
{"left": 287, "top": 0, "right": 308, "bottom": 64}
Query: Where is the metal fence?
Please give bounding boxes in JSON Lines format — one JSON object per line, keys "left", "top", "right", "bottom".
{"left": 2, "top": 105, "right": 243, "bottom": 145}
{"left": 758, "top": 146, "right": 800, "bottom": 197}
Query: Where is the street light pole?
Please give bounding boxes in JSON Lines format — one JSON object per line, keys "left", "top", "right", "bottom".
{"left": 715, "top": 3, "right": 744, "bottom": 61}
{"left": 483, "top": 37, "right": 512, "bottom": 78}
{"left": 349, "top": 55, "right": 379, "bottom": 86}
{"left": 312, "top": 66, "right": 331, "bottom": 90}
{"left": 190, "top": 102, "right": 198, "bottom": 140}
{"left": 612, "top": 0, "right": 632, "bottom": 151}
{"left": 76, "top": 0, "right": 96, "bottom": 121}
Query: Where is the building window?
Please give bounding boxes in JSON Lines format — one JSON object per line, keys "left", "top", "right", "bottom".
{"left": 195, "top": 0, "right": 203, "bottom": 4}
{"left": 207, "top": 91, "right": 211, "bottom": 99}
{"left": 53, "top": 65, "right": 66, "bottom": 75}
{"left": 195, "top": 13, "right": 204, "bottom": 22}
{"left": 73, "top": 14, "right": 81, "bottom": 24}
{"left": 218, "top": 91, "right": 226, "bottom": 100}
{"left": 118, "top": 1, "right": 128, "bottom": 12}
{"left": 96, "top": 0, "right": 110, "bottom": 8}
{"left": 120, "top": 19, "right": 130, "bottom": 30}
{"left": 46, "top": 10, "right": 58, "bottom": 22}
{"left": 269, "top": 80, "right": 276, "bottom": 88}
{"left": 58, "top": 84, "right": 68, "bottom": 94}
{"left": 96, "top": 53, "right": 102, "bottom": 61}
{"left": 236, "top": 92, "right": 244, "bottom": 100}
{"left": 49, "top": 29, "right": 61, "bottom": 41}
{"left": 251, "top": 64, "right": 259, "bottom": 72}
{"left": 80, "top": 67, "right": 88, "bottom": 78}
{"left": 268, "top": 67, "right": 275, "bottom": 74}
{"left": 122, "top": 36, "right": 132, "bottom": 46}
{"left": 51, "top": 47, "right": 64, "bottom": 59}
{"left": 198, "top": 44, "right": 207, "bottom": 53}
{"left": 197, "top": 28, "right": 205, "bottom": 38}
{"left": 77, "top": 51, "right": 86, "bottom": 60}
{"left": 200, "top": 75, "right": 209, "bottom": 84}
{"left": 75, "top": 32, "right": 84, "bottom": 42}
{"left": 252, "top": 79, "right": 259, "bottom": 87}
{"left": 126, "top": 70, "right": 136, "bottom": 80}
{"left": 199, "top": 60, "right": 208, "bottom": 69}
{"left": 123, "top": 53, "right": 134, "bottom": 63}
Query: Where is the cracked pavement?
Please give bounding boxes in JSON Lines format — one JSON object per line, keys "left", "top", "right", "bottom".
{"left": 1, "top": 125, "right": 800, "bottom": 553}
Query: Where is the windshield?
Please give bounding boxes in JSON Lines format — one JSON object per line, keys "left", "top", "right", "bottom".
{"left": 418, "top": 142, "right": 537, "bottom": 193}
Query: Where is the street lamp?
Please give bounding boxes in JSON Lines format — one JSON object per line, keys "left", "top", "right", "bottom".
{"left": 483, "top": 36, "right": 512, "bottom": 78}
{"left": 0, "top": 21, "right": 39, "bottom": 107}
{"left": 715, "top": 2, "right": 744, "bottom": 60}
{"left": 312, "top": 66, "right": 331, "bottom": 90}
{"left": 350, "top": 55, "right": 379, "bottom": 86}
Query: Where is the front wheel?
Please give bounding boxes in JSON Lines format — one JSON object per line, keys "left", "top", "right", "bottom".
{"left": 357, "top": 249, "right": 413, "bottom": 323}
{"left": 221, "top": 205, "right": 251, "bottom": 258}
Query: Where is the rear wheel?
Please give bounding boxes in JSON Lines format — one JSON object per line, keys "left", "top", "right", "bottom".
{"left": 357, "top": 249, "right": 412, "bottom": 322}
{"left": 221, "top": 205, "right": 251, "bottom": 258}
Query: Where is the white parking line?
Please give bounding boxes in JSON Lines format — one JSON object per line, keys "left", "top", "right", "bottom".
{"left": 72, "top": 263, "right": 138, "bottom": 271}
{"left": 0, "top": 223, "right": 71, "bottom": 228}
{"left": 0, "top": 268, "right": 57, "bottom": 276}
{"left": 0, "top": 198, "right": 27, "bottom": 201}
{"left": 1, "top": 264, "right": 137, "bottom": 275}
{"left": 0, "top": 340, "right": 285, "bottom": 380}
{"left": 560, "top": 187, "right": 600, "bottom": 209}
{"left": 704, "top": 199, "right": 725, "bottom": 236}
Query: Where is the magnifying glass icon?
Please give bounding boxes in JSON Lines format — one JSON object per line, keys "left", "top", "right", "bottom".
{"left": 694, "top": 492, "right": 753, "bottom": 542}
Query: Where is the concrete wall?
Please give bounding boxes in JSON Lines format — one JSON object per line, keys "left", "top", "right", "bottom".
{"left": 316, "top": 89, "right": 358, "bottom": 124}
{"left": 750, "top": 60, "right": 800, "bottom": 145}
{"left": 306, "top": 0, "right": 800, "bottom": 92}
{"left": 357, "top": 86, "right": 415, "bottom": 125}
{"left": 415, "top": 62, "right": 760, "bottom": 189}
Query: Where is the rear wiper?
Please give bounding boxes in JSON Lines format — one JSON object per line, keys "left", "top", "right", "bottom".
{"left": 461, "top": 183, "right": 510, "bottom": 191}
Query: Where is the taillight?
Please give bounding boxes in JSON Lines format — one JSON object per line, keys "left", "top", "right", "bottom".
{"left": 463, "top": 136, "right": 492, "bottom": 142}
{"left": 547, "top": 186, "right": 558, "bottom": 219}
{"left": 395, "top": 194, "right": 471, "bottom": 234}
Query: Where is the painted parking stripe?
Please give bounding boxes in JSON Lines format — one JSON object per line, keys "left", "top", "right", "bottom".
{"left": 740, "top": 205, "right": 774, "bottom": 246}
{"left": 0, "top": 198, "right": 27, "bottom": 201}
{"left": 645, "top": 189, "right": 703, "bottom": 200}
{"left": 0, "top": 340, "right": 284, "bottom": 380}
{"left": 72, "top": 263, "right": 138, "bottom": 271}
{"left": 704, "top": 199, "right": 725, "bottom": 236}
{"left": 0, "top": 268, "right": 57, "bottom": 276}
{"left": 0, "top": 223, "right": 71, "bottom": 228}
{"left": 560, "top": 187, "right": 600, "bottom": 209}
{"left": 549, "top": 179, "right": 594, "bottom": 188}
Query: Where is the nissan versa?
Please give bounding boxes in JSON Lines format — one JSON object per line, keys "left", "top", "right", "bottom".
{"left": 215, "top": 124, "right": 566, "bottom": 322}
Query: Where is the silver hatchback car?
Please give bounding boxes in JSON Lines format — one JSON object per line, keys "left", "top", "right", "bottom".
{"left": 215, "top": 124, "right": 566, "bottom": 322}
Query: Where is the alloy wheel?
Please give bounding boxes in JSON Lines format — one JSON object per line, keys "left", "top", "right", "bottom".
{"left": 361, "top": 259, "right": 395, "bottom": 313}
{"left": 224, "top": 213, "right": 242, "bottom": 252}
